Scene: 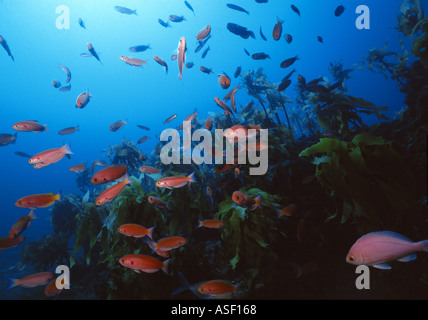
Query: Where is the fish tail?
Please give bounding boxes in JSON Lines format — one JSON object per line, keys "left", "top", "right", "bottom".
{"left": 418, "top": 240, "right": 428, "bottom": 253}
{"left": 147, "top": 240, "right": 157, "bottom": 253}
{"left": 28, "top": 209, "right": 36, "bottom": 220}
{"left": 276, "top": 208, "right": 283, "bottom": 218}
{"left": 43, "top": 124, "right": 49, "bottom": 132}
{"left": 7, "top": 279, "right": 18, "bottom": 290}
{"left": 197, "top": 220, "right": 202, "bottom": 228}
{"left": 133, "top": 10, "right": 137, "bottom": 15}
{"left": 172, "top": 271, "right": 191, "bottom": 295}
{"left": 147, "top": 227, "right": 155, "bottom": 240}
{"left": 62, "top": 143, "right": 73, "bottom": 155}
{"left": 56, "top": 190, "right": 62, "bottom": 202}
{"left": 254, "top": 195, "right": 262, "bottom": 207}
{"left": 187, "top": 172, "right": 196, "bottom": 184}
{"left": 11, "top": 133, "right": 17, "bottom": 144}
{"left": 161, "top": 259, "right": 170, "bottom": 275}
{"left": 178, "top": 73, "right": 183, "bottom": 80}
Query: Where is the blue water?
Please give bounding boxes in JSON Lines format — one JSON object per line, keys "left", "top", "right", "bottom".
{"left": 0, "top": 0, "right": 421, "bottom": 299}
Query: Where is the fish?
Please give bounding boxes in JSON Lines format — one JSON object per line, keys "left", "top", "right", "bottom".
{"left": 186, "top": 62, "right": 194, "bottom": 68}
{"left": 184, "top": 1, "right": 195, "bottom": 15}
{"left": 335, "top": 5, "right": 345, "bottom": 17}
{"left": 184, "top": 109, "right": 198, "bottom": 123}
{"left": 317, "top": 36, "right": 323, "bottom": 43}
{"left": 95, "top": 174, "right": 132, "bottom": 206}
{"left": 227, "top": 23, "right": 255, "bottom": 39}
{"left": 156, "top": 173, "right": 196, "bottom": 189}
{"left": 154, "top": 56, "right": 168, "bottom": 74}
{"left": 198, "top": 280, "right": 237, "bottom": 299}
{"left": 0, "top": 35, "right": 14, "bottom": 61}
{"left": 252, "top": 52, "right": 270, "bottom": 60}
{"left": 53, "top": 80, "right": 61, "bottom": 89}
{"left": 195, "top": 35, "right": 211, "bottom": 53}
{"left": 137, "top": 125, "right": 150, "bottom": 131}
{"left": 87, "top": 43, "right": 101, "bottom": 63}
{"left": 280, "top": 55, "right": 299, "bottom": 68}
{"left": 158, "top": 19, "right": 170, "bottom": 28}
{"left": 28, "top": 144, "right": 73, "bottom": 165}
{"left": 139, "top": 166, "right": 160, "bottom": 174}
{"left": 59, "top": 84, "right": 71, "bottom": 92}
{"left": 120, "top": 56, "right": 147, "bottom": 67}
{"left": 272, "top": 17, "right": 283, "bottom": 40}
{"left": 205, "top": 117, "right": 214, "bottom": 131}
{"left": 177, "top": 37, "right": 186, "bottom": 80}
{"left": 118, "top": 224, "right": 154, "bottom": 240}
{"left": 155, "top": 250, "right": 170, "bottom": 258}
{"left": 278, "top": 79, "right": 291, "bottom": 92}
{"left": 148, "top": 196, "right": 170, "bottom": 210}
{"left": 169, "top": 15, "right": 186, "bottom": 22}
{"left": 14, "top": 151, "right": 31, "bottom": 158}
{"left": 8, "top": 272, "right": 54, "bottom": 289}
{"left": 196, "top": 25, "right": 211, "bottom": 41}
{"left": 9, "top": 210, "right": 36, "bottom": 239}
{"left": 234, "top": 66, "right": 241, "bottom": 78}
{"left": 164, "top": 114, "right": 178, "bottom": 124}
{"left": 114, "top": 6, "right": 137, "bottom": 15}
{"left": 91, "top": 165, "right": 127, "bottom": 184}
{"left": 119, "top": 254, "right": 169, "bottom": 274}
{"left": 224, "top": 124, "right": 260, "bottom": 142}
{"left": 346, "top": 231, "right": 428, "bottom": 269}
{"left": 138, "top": 136, "right": 150, "bottom": 144}
{"left": 200, "top": 66, "right": 213, "bottom": 74}
{"left": 255, "top": 0, "right": 268, "bottom": 2}
{"left": 76, "top": 90, "right": 92, "bottom": 108}
{"left": 291, "top": 4, "right": 300, "bottom": 16}
{"left": 15, "top": 192, "right": 61, "bottom": 209}
{"left": 129, "top": 45, "right": 151, "bottom": 53}
{"left": 230, "top": 86, "right": 240, "bottom": 112}
{"left": 305, "top": 84, "right": 329, "bottom": 94}
{"left": 44, "top": 278, "right": 63, "bottom": 297}
{"left": 201, "top": 46, "right": 210, "bottom": 59}
{"left": 218, "top": 74, "right": 231, "bottom": 89}
{"left": 80, "top": 53, "right": 92, "bottom": 57}
{"left": 78, "top": 18, "right": 86, "bottom": 29}
{"left": 244, "top": 48, "right": 250, "bottom": 56}
{"left": 12, "top": 120, "right": 48, "bottom": 133}
{"left": 214, "top": 97, "right": 234, "bottom": 115}
{"left": 232, "top": 191, "right": 261, "bottom": 211}
{"left": 58, "top": 126, "right": 79, "bottom": 135}
{"left": 58, "top": 64, "right": 71, "bottom": 83}
{"left": 171, "top": 54, "right": 178, "bottom": 61}
{"left": 260, "top": 27, "right": 267, "bottom": 41}
{"left": 109, "top": 120, "right": 127, "bottom": 132}
{"left": 276, "top": 204, "right": 297, "bottom": 217}
{"left": 284, "top": 34, "right": 292, "bottom": 44}
{"left": 148, "top": 236, "right": 187, "bottom": 252}
{"left": 226, "top": 3, "right": 249, "bottom": 15}
{"left": 197, "top": 219, "right": 224, "bottom": 229}
{"left": 0, "top": 235, "right": 25, "bottom": 251}
{"left": 69, "top": 163, "right": 86, "bottom": 173}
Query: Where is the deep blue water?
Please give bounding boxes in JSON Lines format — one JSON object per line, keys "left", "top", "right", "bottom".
{"left": 0, "top": 0, "right": 423, "bottom": 299}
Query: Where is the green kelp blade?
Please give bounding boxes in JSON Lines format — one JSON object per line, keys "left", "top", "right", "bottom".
{"left": 299, "top": 138, "right": 344, "bottom": 157}
{"left": 352, "top": 133, "right": 385, "bottom": 146}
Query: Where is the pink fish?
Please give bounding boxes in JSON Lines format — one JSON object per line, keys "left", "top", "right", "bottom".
{"left": 346, "top": 231, "right": 428, "bottom": 269}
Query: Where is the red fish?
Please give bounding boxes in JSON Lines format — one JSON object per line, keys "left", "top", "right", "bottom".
{"left": 197, "top": 219, "right": 224, "bottom": 229}
{"left": 12, "top": 120, "right": 48, "bottom": 133}
{"left": 218, "top": 74, "right": 231, "bottom": 89}
{"left": 0, "top": 235, "right": 25, "bottom": 251}
{"left": 148, "top": 236, "right": 187, "bottom": 252}
{"left": 91, "top": 165, "right": 127, "bottom": 184}
{"left": 139, "top": 166, "right": 160, "bottom": 174}
{"left": 69, "top": 163, "right": 86, "bottom": 173}
{"left": 15, "top": 192, "right": 61, "bottom": 209}
{"left": 148, "top": 196, "right": 170, "bottom": 210}
{"left": 156, "top": 172, "right": 196, "bottom": 189}
{"left": 118, "top": 224, "right": 154, "bottom": 240}
{"left": 58, "top": 126, "right": 79, "bottom": 135}
{"left": 76, "top": 90, "right": 92, "bottom": 108}
{"left": 232, "top": 191, "right": 262, "bottom": 211}
{"left": 28, "top": 144, "right": 73, "bottom": 165}
{"left": 9, "top": 210, "right": 36, "bottom": 239}
{"left": 119, "top": 254, "right": 169, "bottom": 274}
{"left": 44, "top": 277, "right": 63, "bottom": 297}
{"left": 198, "top": 280, "right": 237, "bottom": 298}
{"left": 95, "top": 175, "right": 132, "bottom": 206}
{"left": 276, "top": 204, "right": 297, "bottom": 218}
{"left": 109, "top": 120, "right": 127, "bottom": 132}
{"left": 9, "top": 272, "right": 54, "bottom": 289}
{"left": 205, "top": 117, "right": 214, "bottom": 131}
{"left": 272, "top": 17, "right": 283, "bottom": 40}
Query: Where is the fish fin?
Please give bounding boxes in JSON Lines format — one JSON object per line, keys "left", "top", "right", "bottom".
{"left": 187, "top": 172, "right": 196, "bottom": 184}
{"left": 147, "top": 227, "right": 155, "bottom": 240}
{"left": 134, "top": 270, "right": 141, "bottom": 274}
{"left": 197, "top": 220, "right": 202, "bottom": 228}
{"left": 162, "top": 259, "right": 170, "bottom": 275}
{"left": 397, "top": 254, "right": 417, "bottom": 262}
{"left": 172, "top": 271, "right": 191, "bottom": 295}
{"left": 133, "top": 10, "right": 137, "bottom": 15}
{"left": 39, "top": 201, "right": 56, "bottom": 208}
{"left": 7, "top": 279, "right": 18, "bottom": 290}
{"left": 56, "top": 190, "right": 62, "bottom": 202}
{"left": 147, "top": 240, "right": 156, "bottom": 253}
{"left": 372, "top": 263, "right": 392, "bottom": 270}
{"left": 417, "top": 240, "right": 428, "bottom": 253}
{"left": 62, "top": 144, "right": 73, "bottom": 155}
{"left": 28, "top": 210, "right": 36, "bottom": 220}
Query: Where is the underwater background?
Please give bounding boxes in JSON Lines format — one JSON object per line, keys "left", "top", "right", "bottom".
{"left": 0, "top": 0, "right": 427, "bottom": 300}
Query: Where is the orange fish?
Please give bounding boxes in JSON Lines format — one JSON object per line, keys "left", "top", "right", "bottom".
{"left": 224, "top": 124, "right": 260, "bottom": 142}
{"left": 9, "top": 210, "right": 36, "bottom": 239}
{"left": 155, "top": 249, "right": 170, "bottom": 258}
{"left": 9, "top": 272, "right": 54, "bottom": 289}
{"left": 197, "top": 219, "right": 224, "bottom": 229}
{"left": 12, "top": 120, "right": 48, "bottom": 133}
{"left": 148, "top": 236, "right": 187, "bottom": 252}
{"left": 139, "top": 166, "right": 160, "bottom": 174}
{"left": 198, "top": 280, "right": 237, "bottom": 298}
{"left": 234, "top": 167, "right": 241, "bottom": 178}
{"left": 196, "top": 25, "right": 211, "bottom": 41}
{"left": 230, "top": 86, "right": 240, "bottom": 112}
{"left": 119, "top": 254, "right": 169, "bottom": 274}
{"left": 76, "top": 90, "right": 92, "bottom": 109}
{"left": 0, "top": 235, "right": 25, "bottom": 251}
{"left": 91, "top": 165, "right": 127, "bottom": 184}
{"left": 218, "top": 74, "right": 231, "bottom": 89}
{"left": 205, "top": 117, "right": 214, "bottom": 131}
{"left": 15, "top": 192, "right": 61, "bottom": 209}
{"left": 110, "top": 120, "right": 127, "bottom": 132}
{"left": 272, "top": 17, "right": 283, "bottom": 40}
{"left": 28, "top": 144, "right": 73, "bottom": 165}
{"left": 44, "top": 277, "right": 63, "bottom": 297}
{"left": 148, "top": 196, "right": 170, "bottom": 210}
{"left": 95, "top": 174, "right": 132, "bottom": 206}
{"left": 118, "top": 223, "right": 154, "bottom": 240}
{"left": 276, "top": 204, "right": 297, "bottom": 218}
{"left": 214, "top": 97, "right": 234, "bottom": 115}
{"left": 156, "top": 172, "right": 196, "bottom": 189}
{"left": 232, "top": 191, "right": 262, "bottom": 211}
{"left": 69, "top": 163, "right": 86, "bottom": 173}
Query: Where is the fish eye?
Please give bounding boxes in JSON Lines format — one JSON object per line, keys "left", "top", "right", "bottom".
{"left": 348, "top": 256, "right": 354, "bottom": 261}
{"left": 130, "top": 261, "right": 134, "bottom": 265}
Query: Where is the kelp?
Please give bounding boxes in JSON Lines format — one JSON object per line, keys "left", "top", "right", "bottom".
{"left": 410, "top": 17, "right": 428, "bottom": 68}
{"left": 299, "top": 133, "right": 422, "bottom": 235}
{"left": 214, "top": 188, "right": 285, "bottom": 290}
{"left": 104, "top": 137, "right": 147, "bottom": 172}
